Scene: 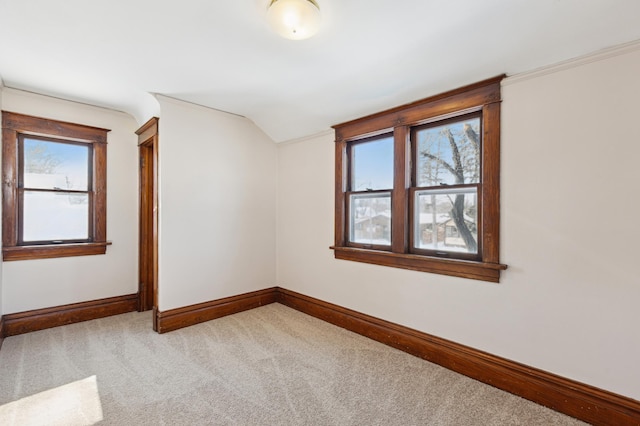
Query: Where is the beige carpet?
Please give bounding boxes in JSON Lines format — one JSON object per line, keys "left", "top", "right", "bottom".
{"left": 0, "top": 303, "right": 586, "bottom": 425}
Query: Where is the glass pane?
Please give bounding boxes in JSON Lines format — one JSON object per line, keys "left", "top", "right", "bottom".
{"left": 23, "top": 191, "right": 89, "bottom": 242}
{"left": 350, "top": 193, "right": 391, "bottom": 245}
{"left": 415, "top": 187, "right": 477, "bottom": 254}
{"left": 351, "top": 135, "right": 394, "bottom": 191}
{"left": 416, "top": 116, "right": 480, "bottom": 187}
{"left": 23, "top": 138, "right": 89, "bottom": 190}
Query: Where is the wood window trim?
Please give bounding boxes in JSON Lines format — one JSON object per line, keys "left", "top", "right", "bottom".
{"left": 2, "top": 111, "right": 110, "bottom": 261}
{"left": 331, "top": 76, "right": 507, "bottom": 283}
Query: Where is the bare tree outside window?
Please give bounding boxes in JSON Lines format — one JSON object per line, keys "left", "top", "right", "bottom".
{"left": 415, "top": 115, "right": 480, "bottom": 254}
{"left": 24, "top": 141, "right": 62, "bottom": 174}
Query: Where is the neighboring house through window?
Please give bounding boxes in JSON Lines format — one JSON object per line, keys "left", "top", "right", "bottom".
{"left": 332, "top": 77, "right": 507, "bottom": 282}
{"left": 2, "top": 111, "right": 110, "bottom": 261}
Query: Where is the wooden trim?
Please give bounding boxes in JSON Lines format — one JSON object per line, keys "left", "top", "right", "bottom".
{"left": 0, "top": 317, "right": 5, "bottom": 350}
{"left": 391, "top": 126, "right": 409, "bottom": 253}
{"left": 334, "top": 138, "right": 346, "bottom": 247}
{"left": 2, "top": 241, "right": 112, "bottom": 261}
{"left": 137, "top": 117, "right": 159, "bottom": 317}
{"left": 2, "top": 126, "right": 18, "bottom": 248}
{"left": 135, "top": 117, "right": 159, "bottom": 141}
{"left": 333, "top": 76, "right": 504, "bottom": 141}
{"left": 1, "top": 111, "right": 110, "bottom": 261}
{"left": 276, "top": 288, "right": 640, "bottom": 426}
{"left": 93, "top": 140, "right": 108, "bottom": 242}
{"left": 2, "top": 293, "right": 137, "bottom": 336}
{"left": 331, "top": 78, "right": 506, "bottom": 282}
{"left": 2, "top": 111, "right": 110, "bottom": 142}
{"left": 156, "top": 288, "right": 278, "bottom": 334}
{"left": 481, "top": 101, "right": 501, "bottom": 263}
{"left": 332, "top": 246, "right": 506, "bottom": 282}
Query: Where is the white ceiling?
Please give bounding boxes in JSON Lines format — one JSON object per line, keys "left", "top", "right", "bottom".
{"left": 1, "top": 0, "right": 639, "bottom": 142}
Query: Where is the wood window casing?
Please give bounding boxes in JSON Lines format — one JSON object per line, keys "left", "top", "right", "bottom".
{"left": 2, "top": 111, "right": 110, "bottom": 261}
{"left": 331, "top": 76, "right": 507, "bottom": 282}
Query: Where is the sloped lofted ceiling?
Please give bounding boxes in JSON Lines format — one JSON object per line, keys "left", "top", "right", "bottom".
{"left": 1, "top": 0, "right": 639, "bottom": 142}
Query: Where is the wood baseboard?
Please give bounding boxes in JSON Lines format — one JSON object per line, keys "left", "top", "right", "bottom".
{"left": 276, "top": 287, "right": 640, "bottom": 426}
{"left": 2, "top": 286, "right": 637, "bottom": 424}
{"left": 156, "top": 287, "right": 278, "bottom": 333}
{"left": 2, "top": 294, "right": 138, "bottom": 337}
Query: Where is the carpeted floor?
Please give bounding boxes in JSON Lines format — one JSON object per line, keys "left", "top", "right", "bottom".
{"left": 0, "top": 303, "right": 586, "bottom": 425}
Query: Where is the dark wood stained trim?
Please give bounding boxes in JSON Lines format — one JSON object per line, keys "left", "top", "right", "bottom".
{"left": 2, "top": 126, "right": 17, "bottom": 248}
{"left": 1, "top": 111, "right": 110, "bottom": 261}
{"left": 481, "top": 101, "right": 501, "bottom": 263}
{"left": 156, "top": 288, "right": 278, "bottom": 334}
{"left": 135, "top": 117, "right": 159, "bottom": 143}
{"left": 0, "top": 317, "right": 5, "bottom": 349}
{"left": 276, "top": 287, "right": 640, "bottom": 426}
{"left": 3, "top": 241, "right": 112, "bottom": 261}
{"left": 333, "top": 76, "right": 505, "bottom": 142}
{"left": 137, "top": 117, "right": 159, "bottom": 319}
{"left": 2, "top": 111, "right": 110, "bottom": 143}
{"left": 331, "top": 246, "right": 505, "bottom": 282}
{"left": 93, "top": 140, "right": 108, "bottom": 242}
{"left": 2, "top": 293, "right": 137, "bottom": 336}
{"left": 331, "top": 78, "right": 506, "bottom": 282}
{"left": 334, "top": 139, "right": 347, "bottom": 247}
{"left": 391, "top": 126, "right": 409, "bottom": 253}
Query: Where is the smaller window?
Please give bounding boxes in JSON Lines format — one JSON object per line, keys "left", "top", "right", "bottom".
{"left": 346, "top": 134, "right": 394, "bottom": 249}
{"left": 19, "top": 136, "right": 93, "bottom": 245}
{"left": 2, "top": 111, "right": 110, "bottom": 261}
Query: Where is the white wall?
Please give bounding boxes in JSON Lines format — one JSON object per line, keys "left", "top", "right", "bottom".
{"left": 156, "top": 96, "right": 277, "bottom": 311}
{"left": 1, "top": 88, "right": 139, "bottom": 313}
{"left": 276, "top": 45, "right": 640, "bottom": 400}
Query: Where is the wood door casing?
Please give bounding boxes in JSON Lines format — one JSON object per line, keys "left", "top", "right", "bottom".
{"left": 136, "top": 118, "right": 159, "bottom": 331}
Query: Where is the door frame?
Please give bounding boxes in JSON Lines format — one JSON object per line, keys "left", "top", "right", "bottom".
{"left": 136, "top": 117, "right": 159, "bottom": 331}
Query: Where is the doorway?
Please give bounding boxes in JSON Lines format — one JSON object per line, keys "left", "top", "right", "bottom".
{"left": 136, "top": 117, "right": 159, "bottom": 331}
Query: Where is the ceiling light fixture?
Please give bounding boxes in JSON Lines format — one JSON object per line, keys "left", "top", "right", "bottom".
{"left": 267, "top": 0, "right": 321, "bottom": 40}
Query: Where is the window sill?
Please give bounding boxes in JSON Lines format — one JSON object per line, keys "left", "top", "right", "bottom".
{"left": 3, "top": 241, "right": 112, "bottom": 261}
{"left": 331, "top": 246, "right": 507, "bottom": 283}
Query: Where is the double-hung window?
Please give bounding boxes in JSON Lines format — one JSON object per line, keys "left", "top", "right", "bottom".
{"left": 2, "top": 111, "right": 110, "bottom": 261}
{"left": 332, "top": 77, "right": 507, "bottom": 282}
{"left": 348, "top": 133, "right": 394, "bottom": 249}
